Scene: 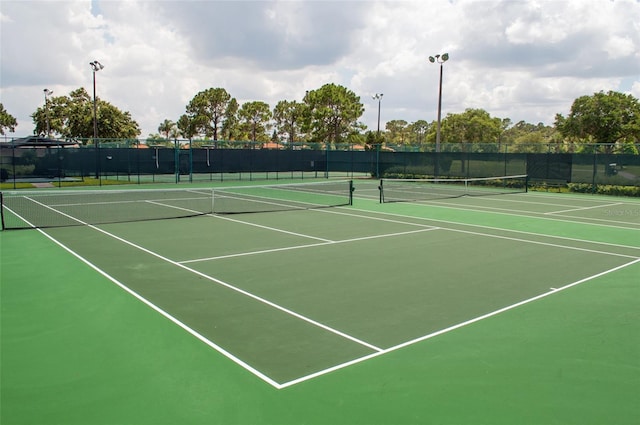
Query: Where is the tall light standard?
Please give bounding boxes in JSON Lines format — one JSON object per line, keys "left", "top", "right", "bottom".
{"left": 89, "top": 60, "right": 104, "bottom": 141}
{"left": 90, "top": 60, "right": 104, "bottom": 181}
{"left": 43, "top": 88, "right": 53, "bottom": 137}
{"left": 428, "top": 53, "right": 449, "bottom": 153}
{"left": 372, "top": 93, "right": 383, "bottom": 178}
{"left": 372, "top": 93, "right": 383, "bottom": 134}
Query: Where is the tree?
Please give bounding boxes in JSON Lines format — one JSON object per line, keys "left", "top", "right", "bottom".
{"left": 238, "top": 101, "right": 272, "bottom": 143}
{"left": 385, "top": 120, "right": 408, "bottom": 145}
{"left": 177, "top": 114, "right": 198, "bottom": 141}
{"left": 364, "top": 130, "right": 384, "bottom": 150}
{"left": 440, "top": 108, "right": 503, "bottom": 150}
{"left": 555, "top": 90, "right": 640, "bottom": 153}
{"left": 186, "top": 88, "right": 232, "bottom": 140}
{"left": 303, "top": 83, "right": 364, "bottom": 146}
{"left": 158, "top": 119, "right": 176, "bottom": 139}
{"left": 57, "top": 88, "right": 92, "bottom": 138}
{"left": 221, "top": 98, "right": 239, "bottom": 141}
{"left": 408, "top": 120, "right": 429, "bottom": 146}
{"left": 273, "top": 100, "right": 307, "bottom": 147}
{"left": 500, "top": 120, "right": 558, "bottom": 152}
{"left": 96, "top": 104, "right": 141, "bottom": 140}
{"left": 0, "top": 103, "right": 18, "bottom": 135}
{"left": 512, "top": 131, "right": 548, "bottom": 153}
{"left": 31, "top": 88, "right": 140, "bottom": 142}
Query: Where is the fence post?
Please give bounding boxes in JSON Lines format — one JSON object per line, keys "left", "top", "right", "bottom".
{"left": 174, "top": 139, "right": 179, "bottom": 183}
{"left": 503, "top": 143, "right": 508, "bottom": 177}
{"left": 326, "top": 143, "right": 330, "bottom": 178}
{"left": 376, "top": 144, "right": 380, "bottom": 178}
{"left": 189, "top": 139, "right": 193, "bottom": 183}
{"left": 591, "top": 150, "right": 597, "bottom": 193}
{"left": 96, "top": 140, "right": 101, "bottom": 186}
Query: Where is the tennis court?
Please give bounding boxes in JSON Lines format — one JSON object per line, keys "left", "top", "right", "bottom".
{"left": 2, "top": 178, "right": 639, "bottom": 424}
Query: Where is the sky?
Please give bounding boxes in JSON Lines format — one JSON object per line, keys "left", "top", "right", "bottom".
{"left": 1, "top": 0, "right": 639, "bottom": 140}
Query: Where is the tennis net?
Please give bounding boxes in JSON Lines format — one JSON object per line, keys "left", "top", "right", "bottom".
{"left": 1, "top": 180, "right": 353, "bottom": 230}
{"left": 378, "top": 175, "right": 528, "bottom": 203}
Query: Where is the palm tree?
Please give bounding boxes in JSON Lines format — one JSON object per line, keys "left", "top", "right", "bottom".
{"left": 158, "top": 119, "right": 175, "bottom": 140}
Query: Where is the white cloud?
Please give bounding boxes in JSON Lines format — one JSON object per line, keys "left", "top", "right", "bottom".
{"left": 632, "top": 81, "right": 640, "bottom": 99}
{"left": 605, "top": 35, "right": 636, "bottom": 60}
{"left": 1, "top": 0, "right": 639, "bottom": 139}
{"left": 0, "top": 10, "right": 13, "bottom": 23}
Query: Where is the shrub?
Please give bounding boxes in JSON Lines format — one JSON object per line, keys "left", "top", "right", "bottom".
{"left": 567, "top": 183, "right": 640, "bottom": 197}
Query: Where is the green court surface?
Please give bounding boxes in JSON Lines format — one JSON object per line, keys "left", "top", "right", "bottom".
{"left": 1, "top": 180, "right": 639, "bottom": 424}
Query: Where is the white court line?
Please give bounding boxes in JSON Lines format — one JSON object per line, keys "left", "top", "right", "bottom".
{"left": 145, "top": 199, "right": 440, "bottom": 264}
{"left": 146, "top": 200, "right": 335, "bottom": 243}
{"left": 440, "top": 227, "right": 638, "bottom": 259}
{"left": 180, "top": 227, "right": 438, "bottom": 264}
{"left": 462, "top": 196, "right": 604, "bottom": 209}
{"left": 328, "top": 206, "right": 640, "bottom": 254}
{"left": 278, "top": 257, "right": 640, "bottom": 388}
{"left": 212, "top": 213, "right": 333, "bottom": 242}
{"left": 544, "top": 202, "right": 623, "bottom": 215}
{"left": 384, "top": 198, "right": 640, "bottom": 231}
{"left": 416, "top": 196, "right": 640, "bottom": 230}
{"left": 534, "top": 212, "right": 639, "bottom": 227}
{"left": 511, "top": 190, "right": 640, "bottom": 206}
{"left": 419, "top": 198, "right": 639, "bottom": 226}
{"left": 451, "top": 190, "right": 640, "bottom": 209}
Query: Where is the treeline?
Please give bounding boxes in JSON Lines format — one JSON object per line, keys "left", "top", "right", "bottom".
{"left": 2, "top": 85, "right": 639, "bottom": 154}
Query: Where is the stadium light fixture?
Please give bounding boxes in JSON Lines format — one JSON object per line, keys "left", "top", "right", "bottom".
{"left": 43, "top": 88, "right": 53, "bottom": 137}
{"left": 428, "top": 53, "right": 449, "bottom": 153}
{"left": 372, "top": 93, "right": 384, "bottom": 134}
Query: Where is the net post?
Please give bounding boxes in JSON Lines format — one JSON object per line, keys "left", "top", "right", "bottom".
{"left": 525, "top": 175, "right": 529, "bottom": 193}
{"left": 349, "top": 180, "right": 354, "bottom": 205}
{"left": 0, "top": 192, "right": 5, "bottom": 231}
{"left": 379, "top": 179, "right": 384, "bottom": 203}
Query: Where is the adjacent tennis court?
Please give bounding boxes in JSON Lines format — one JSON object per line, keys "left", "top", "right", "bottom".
{"left": 2, "top": 178, "right": 639, "bottom": 424}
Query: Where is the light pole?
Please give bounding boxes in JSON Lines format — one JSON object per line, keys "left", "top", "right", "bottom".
{"left": 372, "top": 93, "right": 383, "bottom": 178}
{"left": 89, "top": 60, "right": 104, "bottom": 141}
{"left": 372, "top": 93, "right": 383, "bottom": 134}
{"left": 428, "top": 53, "right": 449, "bottom": 153}
{"left": 43, "top": 88, "right": 53, "bottom": 137}
{"left": 90, "top": 60, "right": 104, "bottom": 181}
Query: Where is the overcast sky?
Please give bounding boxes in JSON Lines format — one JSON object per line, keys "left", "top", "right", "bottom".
{"left": 1, "top": 0, "right": 639, "bottom": 139}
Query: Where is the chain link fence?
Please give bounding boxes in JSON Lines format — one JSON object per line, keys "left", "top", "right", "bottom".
{"left": 1, "top": 139, "right": 638, "bottom": 192}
